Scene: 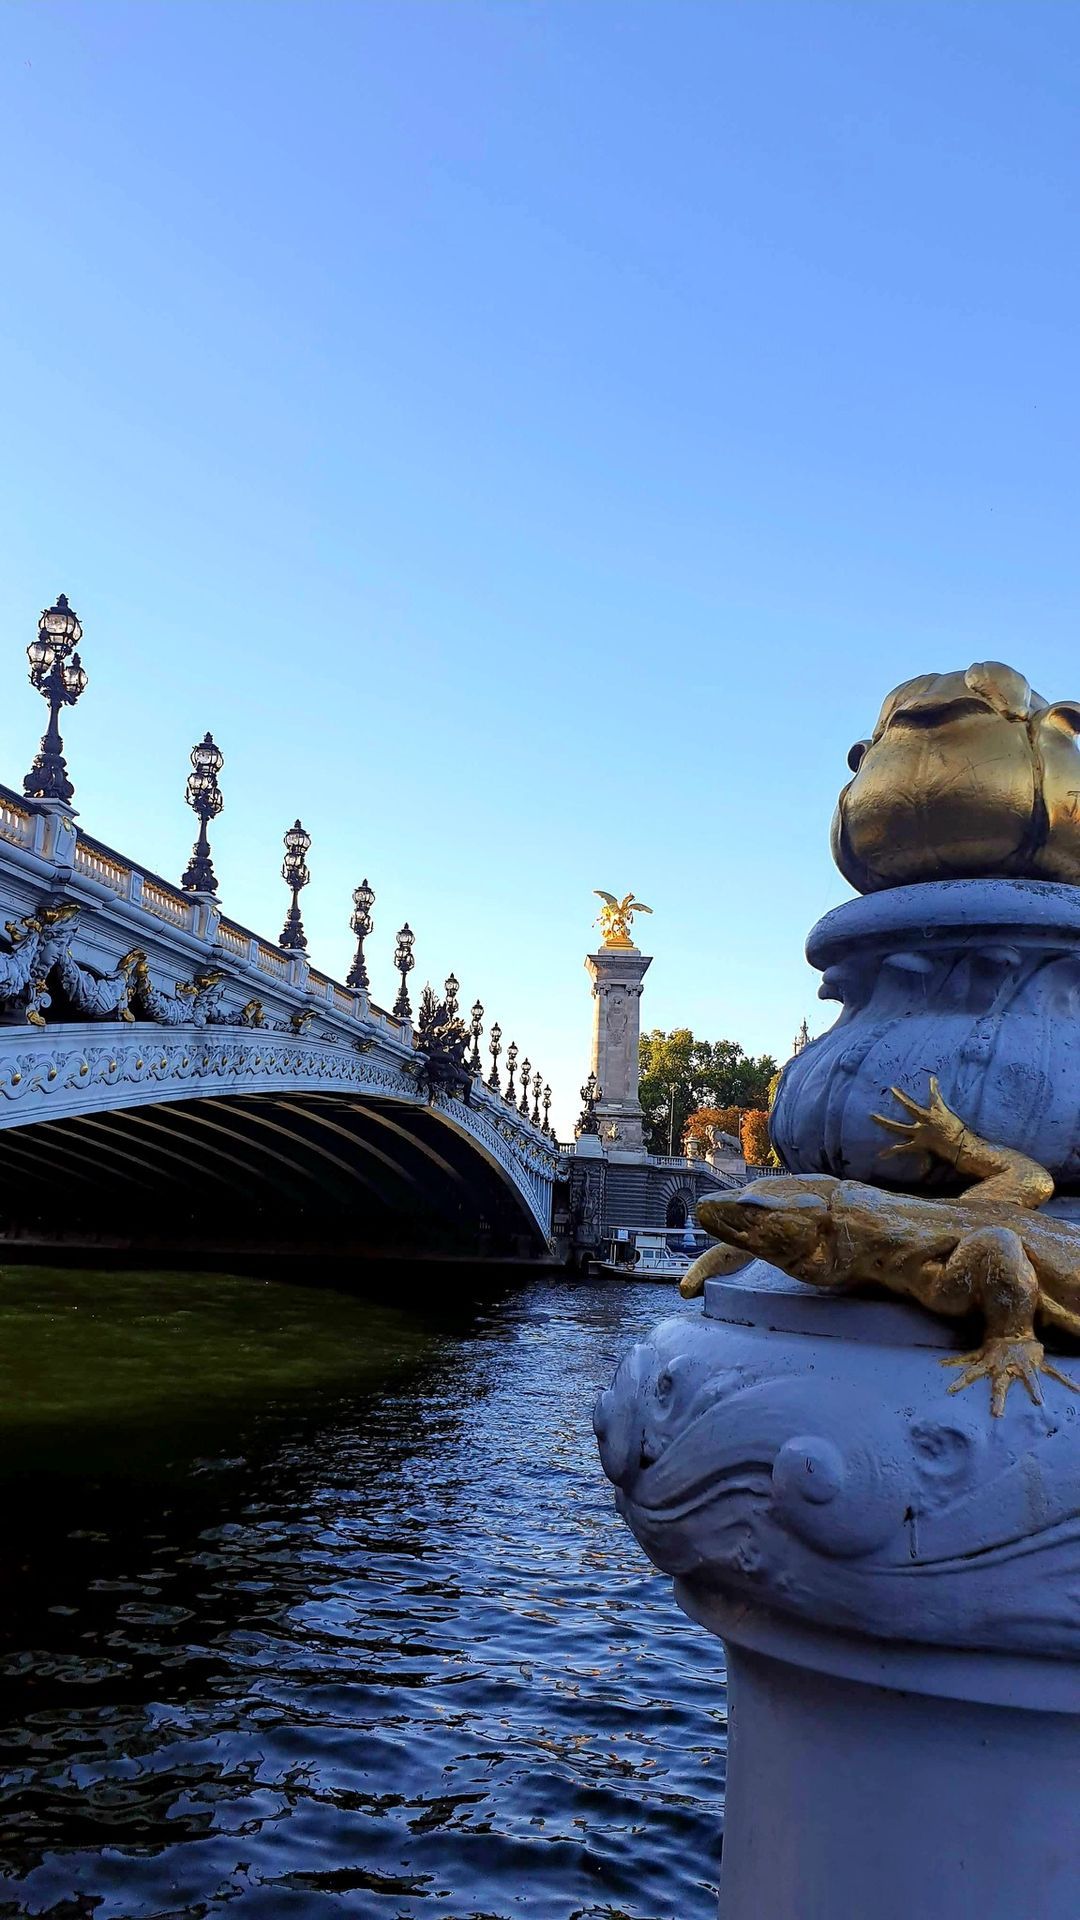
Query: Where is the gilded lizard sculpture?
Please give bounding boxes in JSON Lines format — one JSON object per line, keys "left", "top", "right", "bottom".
{"left": 681, "top": 1078, "right": 1080, "bottom": 1416}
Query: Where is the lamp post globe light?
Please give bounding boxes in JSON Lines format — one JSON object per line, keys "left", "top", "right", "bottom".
{"left": 181, "top": 733, "right": 225, "bottom": 894}
{"left": 279, "top": 820, "right": 311, "bottom": 951}
{"left": 393, "top": 923, "right": 415, "bottom": 1019}
{"left": 444, "top": 973, "right": 460, "bottom": 1018}
{"left": 347, "top": 879, "right": 375, "bottom": 992}
{"left": 22, "top": 593, "right": 88, "bottom": 804}
{"left": 487, "top": 1020, "right": 502, "bottom": 1091}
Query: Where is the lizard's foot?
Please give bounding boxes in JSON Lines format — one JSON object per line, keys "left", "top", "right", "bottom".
{"left": 679, "top": 1244, "right": 752, "bottom": 1299}
{"left": 873, "top": 1075, "right": 969, "bottom": 1169}
{"left": 943, "top": 1335, "right": 1080, "bottom": 1417}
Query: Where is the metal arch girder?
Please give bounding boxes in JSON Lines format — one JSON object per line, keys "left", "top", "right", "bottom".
{"left": 270, "top": 1093, "right": 554, "bottom": 1243}
{"left": 426, "top": 1093, "right": 556, "bottom": 1241}
{"left": 0, "top": 1025, "right": 557, "bottom": 1240}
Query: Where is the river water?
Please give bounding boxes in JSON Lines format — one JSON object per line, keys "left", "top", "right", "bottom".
{"left": 0, "top": 1266, "right": 725, "bottom": 1920}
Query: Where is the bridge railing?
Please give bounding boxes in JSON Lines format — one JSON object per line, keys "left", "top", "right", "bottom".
{"left": 0, "top": 780, "right": 551, "bottom": 1145}
{"left": 0, "top": 791, "right": 38, "bottom": 852}
{"left": 0, "top": 783, "right": 404, "bottom": 1029}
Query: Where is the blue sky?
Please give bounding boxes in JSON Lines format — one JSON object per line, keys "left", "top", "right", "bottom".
{"left": 2, "top": 1, "right": 1080, "bottom": 1134}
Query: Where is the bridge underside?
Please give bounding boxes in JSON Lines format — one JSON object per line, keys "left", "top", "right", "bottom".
{"left": 0, "top": 1090, "right": 549, "bottom": 1262}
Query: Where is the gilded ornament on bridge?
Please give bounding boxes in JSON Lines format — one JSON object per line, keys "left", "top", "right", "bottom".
{"left": 0, "top": 902, "right": 79, "bottom": 1026}
{"left": 832, "top": 662, "right": 1080, "bottom": 892}
{"left": 593, "top": 891, "right": 652, "bottom": 950}
{"left": 682, "top": 1079, "right": 1080, "bottom": 1418}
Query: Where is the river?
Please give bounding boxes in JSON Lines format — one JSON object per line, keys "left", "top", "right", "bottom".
{"left": 0, "top": 1266, "right": 725, "bottom": 1920}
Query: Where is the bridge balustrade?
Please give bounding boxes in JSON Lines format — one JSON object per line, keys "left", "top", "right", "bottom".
{"left": 0, "top": 778, "right": 559, "bottom": 1249}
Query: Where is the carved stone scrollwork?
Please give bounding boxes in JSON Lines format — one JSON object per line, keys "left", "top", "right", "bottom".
{"left": 0, "top": 918, "right": 48, "bottom": 1027}
{"left": 50, "top": 944, "right": 143, "bottom": 1022}
{"left": 595, "top": 1264, "right": 1080, "bottom": 1659}
{"left": 772, "top": 878, "right": 1080, "bottom": 1191}
{"left": 128, "top": 957, "right": 228, "bottom": 1028}
{"left": 278, "top": 1007, "right": 316, "bottom": 1036}
{"left": 0, "top": 902, "right": 79, "bottom": 1027}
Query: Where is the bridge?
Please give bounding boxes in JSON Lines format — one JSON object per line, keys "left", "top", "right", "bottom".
{"left": 0, "top": 600, "right": 560, "bottom": 1262}
{"left": 0, "top": 593, "right": 759, "bottom": 1268}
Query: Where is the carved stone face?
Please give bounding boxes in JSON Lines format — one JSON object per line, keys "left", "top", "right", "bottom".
{"left": 832, "top": 662, "right": 1080, "bottom": 892}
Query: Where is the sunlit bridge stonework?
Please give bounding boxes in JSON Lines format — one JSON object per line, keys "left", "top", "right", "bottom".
{"left": 0, "top": 618, "right": 558, "bottom": 1262}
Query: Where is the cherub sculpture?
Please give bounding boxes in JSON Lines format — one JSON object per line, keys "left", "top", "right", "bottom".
{"left": 593, "top": 891, "right": 652, "bottom": 950}
{"left": 681, "top": 1079, "right": 1080, "bottom": 1417}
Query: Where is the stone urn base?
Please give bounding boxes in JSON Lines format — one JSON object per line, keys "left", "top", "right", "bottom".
{"left": 594, "top": 1264, "right": 1080, "bottom": 1919}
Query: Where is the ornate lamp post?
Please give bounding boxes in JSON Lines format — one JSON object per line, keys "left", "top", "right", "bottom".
{"left": 393, "top": 923, "right": 415, "bottom": 1019}
{"left": 577, "top": 1072, "right": 601, "bottom": 1135}
{"left": 181, "top": 733, "right": 224, "bottom": 893}
{"left": 542, "top": 1083, "right": 552, "bottom": 1137}
{"left": 347, "top": 879, "right": 375, "bottom": 991}
{"left": 469, "top": 1000, "right": 483, "bottom": 1072}
{"left": 22, "top": 593, "right": 87, "bottom": 803}
{"left": 531, "top": 1069, "right": 543, "bottom": 1126}
{"left": 519, "top": 1057, "right": 531, "bottom": 1117}
{"left": 488, "top": 1020, "right": 502, "bottom": 1091}
{"left": 505, "top": 1040, "right": 519, "bottom": 1105}
{"left": 279, "top": 820, "right": 311, "bottom": 950}
{"left": 444, "top": 972, "right": 460, "bottom": 1018}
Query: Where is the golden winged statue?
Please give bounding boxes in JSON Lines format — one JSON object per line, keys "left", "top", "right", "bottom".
{"left": 594, "top": 890, "right": 652, "bottom": 950}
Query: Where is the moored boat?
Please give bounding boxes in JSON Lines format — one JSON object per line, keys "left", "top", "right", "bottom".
{"left": 592, "top": 1226, "right": 709, "bottom": 1281}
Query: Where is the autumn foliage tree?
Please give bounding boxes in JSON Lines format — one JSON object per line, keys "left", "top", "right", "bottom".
{"left": 683, "top": 1105, "right": 744, "bottom": 1151}
{"left": 740, "top": 1108, "right": 775, "bottom": 1166}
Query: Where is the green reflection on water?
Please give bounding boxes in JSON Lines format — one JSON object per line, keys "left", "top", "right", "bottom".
{"left": 0, "top": 1265, "right": 435, "bottom": 1442}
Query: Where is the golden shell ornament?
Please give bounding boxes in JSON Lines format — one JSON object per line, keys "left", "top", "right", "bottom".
{"left": 832, "top": 662, "right": 1080, "bottom": 893}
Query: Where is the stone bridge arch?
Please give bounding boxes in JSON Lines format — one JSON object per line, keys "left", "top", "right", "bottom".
{"left": 0, "top": 1027, "right": 557, "bottom": 1261}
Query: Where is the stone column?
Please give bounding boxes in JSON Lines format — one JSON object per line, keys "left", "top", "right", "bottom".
{"left": 594, "top": 868, "right": 1080, "bottom": 1918}
{"left": 585, "top": 945, "right": 651, "bottom": 1158}
{"left": 594, "top": 1260, "right": 1080, "bottom": 1919}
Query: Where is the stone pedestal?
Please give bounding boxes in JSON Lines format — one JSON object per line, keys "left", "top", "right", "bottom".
{"left": 594, "top": 1265, "right": 1080, "bottom": 1919}
{"left": 585, "top": 945, "right": 651, "bottom": 1157}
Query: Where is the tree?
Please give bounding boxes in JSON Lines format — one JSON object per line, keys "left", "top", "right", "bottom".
{"left": 741, "top": 1108, "right": 774, "bottom": 1166}
{"left": 684, "top": 1104, "right": 744, "bottom": 1151}
{"left": 639, "top": 1029, "right": 777, "bottom": 1156}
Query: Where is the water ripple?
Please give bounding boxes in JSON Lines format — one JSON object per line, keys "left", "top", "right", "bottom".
{"left": 0, "top": 1271, "right": 724, "bottom": 1918}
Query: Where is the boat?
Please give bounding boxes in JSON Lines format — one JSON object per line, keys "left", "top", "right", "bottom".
{"left": 592, "top": 1226, "right": 710, "bottom": 1282}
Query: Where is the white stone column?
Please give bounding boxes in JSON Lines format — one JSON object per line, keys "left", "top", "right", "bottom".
{"left": 595, "top": 1263, "right": 1080, "bottom": 1920}
{"left": 585, "top": 945, "right": 651, "bottom": 1158}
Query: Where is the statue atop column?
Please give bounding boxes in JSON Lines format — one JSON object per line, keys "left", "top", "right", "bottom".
{"left": 586, "top": 889, "right": 652, "bottom": 1159}
{"left": 592, "top": 890, "right": 652, "bottom": 950}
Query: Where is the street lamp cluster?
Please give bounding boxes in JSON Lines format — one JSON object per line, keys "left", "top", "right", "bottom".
{"left": 279, "top": 820, "right": 312, "bottom": 950}
{"left": 486, "top": 1027, "right": 554, "bottom": 1137}
{"left": 23, "top": 595, "right": 88, "bottom": 805}
{"left": 16, "top": 593, "right": 556, "bottom": 1137}
{"left": 181, "top": 733, "right": 225, "bottom": 894}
